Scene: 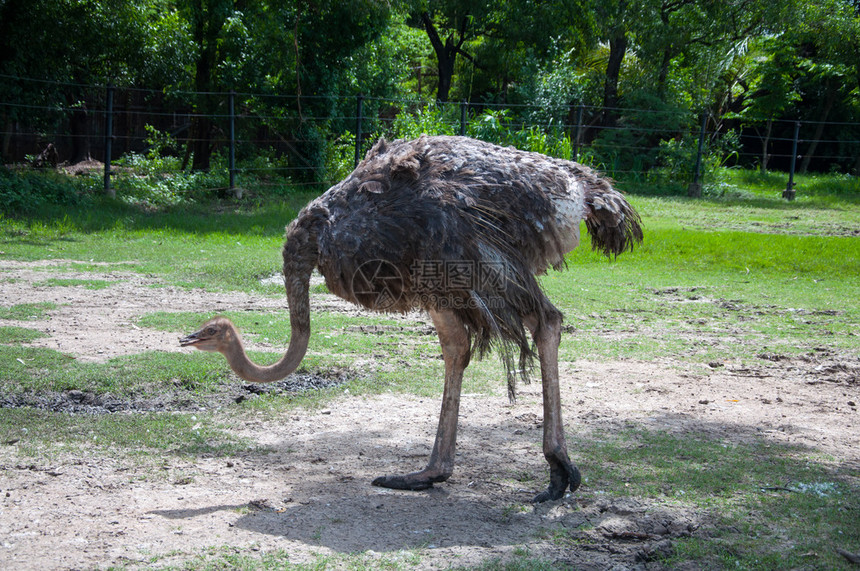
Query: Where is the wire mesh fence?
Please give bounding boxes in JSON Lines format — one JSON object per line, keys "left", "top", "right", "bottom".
{"left": 2, "top": 74, "right": 859, "bottom": 200}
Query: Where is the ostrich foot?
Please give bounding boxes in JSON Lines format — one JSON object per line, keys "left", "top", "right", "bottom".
{"left": 532, "top": 450, "right": 582, "bottom": 503}
{"left": 371, "top": 468, "right": 451, "bottom": 491}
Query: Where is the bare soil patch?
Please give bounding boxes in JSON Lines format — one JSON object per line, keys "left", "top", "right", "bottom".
{"left": 0, "top": 260, "right": 858, "bottom": 569}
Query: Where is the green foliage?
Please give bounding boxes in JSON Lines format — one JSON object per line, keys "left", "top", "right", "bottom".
{"left": 521, "top": 63, "right": 599, "bottom": 125}
{"left": 592, "top": 92, "right": 695, "bottom": 177}
{"left": 390, "top": 104, "right": 458, "bottom": 139}
{"left": 737, "top": 38, "right": 803, "bottom": 122}
{"left": 323, "top": 131, "right": 357, "bottom": 184}
{"left": 109, "top": 156, "right": 230, "bottom": 206}
{"left": 143, "top": 124, "right": 180, "bottom": 160}
{"left": 1, "top": 0, "right": 859, "bottom": 187}
{"left": 383, "top": 105, "right": 579, "bottom": 163}
{"left": 0, "top": 151, "right": 310, "bottom": 213}
{"left": 467, "top": 108, "right": 514, "bottom": 144}
{"left": 658, "top": 129, "right": 741, "bottom": 183}
{"left": 0, "top": 168, "right": 90, "bottom": 216}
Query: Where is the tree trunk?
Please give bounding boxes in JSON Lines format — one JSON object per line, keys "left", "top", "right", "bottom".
{"left": 1, "top": 118, "right": 11, "bottom": 161}
{"left": 657, "top": 48, "right": 672, "bottom": 99}
{"left": 799, "top": 85, "right": 836, "bottom": 173}
{"left": 187, "top": 0, "right": 224, "bottom": 172}
{"left": 190, "top": 115, "right": 213, "bottom": 172}
{"left": 436, "top": 46, "right": 456, "bottom": 103}
{"left": 602, "top": 30, "right": 628, "bottom": 128}
{"left": 190, "top": 42, "right": 215, "bottom": 172}
{"left": 762, "top": 117, "right": 772, "bottom": 173}
{"left": 421, "top": 12, "right": 465, "bottom": 103}
{"left": 66, "top": 92, "right": 91, "bottom": 164}
{"left": 655, "top": 1, "right": 671, "bottom": 99}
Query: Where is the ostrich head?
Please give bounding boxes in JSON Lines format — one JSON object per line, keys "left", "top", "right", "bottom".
{"left": 180, "top": 311, "right": 309, "bottom": 383}
{"left": 179, "top": 316, "right": 237, "bottom": 353}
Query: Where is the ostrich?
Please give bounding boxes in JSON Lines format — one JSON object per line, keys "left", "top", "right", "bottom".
{"left": 180, "top": 135, "right": 642, "bottom": 502}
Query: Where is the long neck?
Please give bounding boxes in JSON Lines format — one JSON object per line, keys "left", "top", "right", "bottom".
{"left": 227, "top": 217, "right": 319, "bottom": 383}
{"left": 227, "top": 274, "right": 311, "bottom": 383}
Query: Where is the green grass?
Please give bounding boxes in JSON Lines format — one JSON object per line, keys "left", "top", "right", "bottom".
{"left": 1, "top": 197, "right": 311, "bottom": 293}
{"left": 136, "top": 309, "right": 443, "bottom": 399}
{"left": 33, "top": 277, "right": 112, "bottom": 289}
{"left": 458, "top": 556, "right": 572, "bottom": 570}
{"left": 0, "top": 301, "right": 57, "bottom": 320}
{"left": 714, "top": 168, "right": 860, "bottom": 206}
{"left": 619, "top": 167, "right": 860, "bottom": 238}
{"left": 0, "top": 325, "right": 48, "bottom": 343}
{"left": 0, "top": 305, "right": 442, "bottom": 408}
{"left": 147, "top": 546, "right": 424, "bottom": 570}
{"left": 569, "top": 428, "right": 858, "bottom": 569}
{"left": 624, "top": 167, "right": 860, "bottom": 210}
{"left": 0, "top": 344, "right": 231, "bottom": 396}
{"left": 535, "top": 208, "right": 860, "bottom": 365}
{"left": 0, "top": 169, "right": 858, "bottom": 569}
{"left": 2, "top": 172, "right": 856, "bottom": 395}
{"left": 0, "top": 407, "right": 252, "bottom": 460}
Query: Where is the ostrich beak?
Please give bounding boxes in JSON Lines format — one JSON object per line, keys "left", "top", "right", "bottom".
{"left": 179, "top": 320, "right": 225, "bottom": 352}
{"left": 179, "top": 331, "right": 202, "bottom": 347}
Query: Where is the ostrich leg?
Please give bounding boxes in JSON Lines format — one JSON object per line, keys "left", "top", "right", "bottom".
{"left": 526, "top": 311, "right": 582, "bottom": 502}
{"left": 372, "top": 309, "right": 470, "bottom": 490}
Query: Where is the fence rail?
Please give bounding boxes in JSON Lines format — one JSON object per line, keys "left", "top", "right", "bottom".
{"left": 2, "top": 75, "right": 859, "bottom": 201}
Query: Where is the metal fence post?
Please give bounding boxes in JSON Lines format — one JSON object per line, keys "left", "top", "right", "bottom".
{"left": 354, "top": 94, "right": 364, "bottom": 168}
{"left": 687, "top": 111, "right": 708, "bottom": 198}
{"left": 228, "top": 91, "right": 240, "bottom": 198}
{"left": 103, "top": 84, "right": 114, "bottom": 198}
{"left": 460, "top": 101, "right": 468, "bottom": 136}
{"left": 783, "top": 121, "right": 801, "bottom": 200}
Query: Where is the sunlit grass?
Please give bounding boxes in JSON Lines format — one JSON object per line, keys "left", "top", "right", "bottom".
{"left": 0, "top": 325, "right": 48, "bottom": 343}
{"left": 0, "top": 171, "right": 858, "bottom": 569}
{"left": 0, "top": 301, "right": 58, "bottom": 320}
{"left": 0, "top": 407, "right": 254, "bottom": 460}
{"left": 564, "top": 427, "right": 860, "bottom": 570}
{"left": 1, "top": 196, "right": 312, "bottom": 293}
{"left": 32, "top": 277, "right": 112, "bottom": 289}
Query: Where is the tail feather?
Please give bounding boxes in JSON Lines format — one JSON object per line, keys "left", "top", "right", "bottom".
{"left": 468, "top": 290, "right": 532, "bottom": 402}
{"left": 584, "top": 185, "right": 643, "bottom": 257}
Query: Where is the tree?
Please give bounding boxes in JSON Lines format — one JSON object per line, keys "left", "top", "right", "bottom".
{"left": 406, "top": 1, "right": 492, "bottom": 102}
{"left": 602, "top": 3, "right": 629, "bottom": 128}
{"left": 587, "top": 0, "right": 635, "bottom": 128}
{"left": 728, "top": 0, "right": 859, "bottom": 172}
{"left": 795, "top": 0, "right": 860, "bottom": 172}
{"left": 171, "top": 0, "right": 391, "bottom": 172}
{"left": 0, "top": 0, "right": 159, "bottom": 163}
{"left": 734, "top": 41, "right": 802, "bottom": 171}
{"left": 174, "top": 0, "right": 240, "bottom": 171}
{"left": 470, "top": 0, "right": 597, "bottom": 105}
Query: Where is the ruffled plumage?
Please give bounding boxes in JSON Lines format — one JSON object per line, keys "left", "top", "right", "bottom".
{"left": 284, "top": 135, "right": 643, "bottom": 398}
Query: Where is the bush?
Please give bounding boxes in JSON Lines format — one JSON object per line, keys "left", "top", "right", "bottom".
{"left": 0, "top": 168, "right": 92, "bottom": 216}
{"left": 389, "top": 103, "right": 458, "bottom": 139}
{"left": 592, "top": 92, "right": 694, "bottom": 178}
{"left": 323, "top": 131, "right": 357, "bottom": 184}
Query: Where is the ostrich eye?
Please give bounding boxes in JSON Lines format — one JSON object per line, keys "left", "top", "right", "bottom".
{"left": 206, "top": 327, "right": 217, "bottom": 335}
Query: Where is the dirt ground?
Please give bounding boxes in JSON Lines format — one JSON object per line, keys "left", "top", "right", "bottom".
{"left": 0, "top": 259, "right": 858, "bottom": 570}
